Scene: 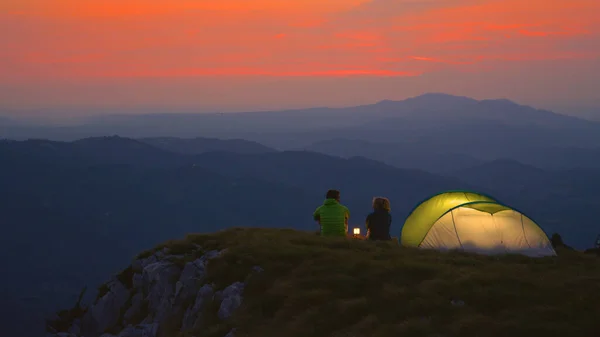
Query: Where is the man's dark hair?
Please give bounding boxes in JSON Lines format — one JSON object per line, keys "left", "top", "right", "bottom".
{"left": 325, "top": 189, "right": 340, "bottom": 200}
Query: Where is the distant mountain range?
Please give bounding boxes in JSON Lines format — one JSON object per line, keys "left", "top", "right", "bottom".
{"left": 3, "top": 93, "right": 600, "bottom": 139}
{"left": 3, "top": 96, "right": 600, "bottom": 335}
{"left": 3, "top": 93, "right": 600, "bottom": 172}
{"left": 2, "top": 135, "right": 600, "bottom": 337}
{"left": 299, "top": 138, "right": 600, "bottom": 172}
{"left": 298, "top": 138, "right": 485, "bottom": 173}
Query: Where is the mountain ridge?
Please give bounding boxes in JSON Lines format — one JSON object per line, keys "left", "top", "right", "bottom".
{"left": 139, "top": 137, "right": 277, "bottom": 155}
{"left": 4, "top": 93, "right": 599, "bottom": 130}
{"left": 3, "top": 135, "right": 600, "bottom": 336}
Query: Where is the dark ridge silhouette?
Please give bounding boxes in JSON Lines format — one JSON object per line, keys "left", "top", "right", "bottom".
{"left": 446, "top": 158, "right": 550, "bottom": 192}
{"left": 300, "top": 138, "right": 484, "bottom": 173}
{"left": 139, "top": 136, "right": 277, "bottom": 155}
{"left": 0, "top": 136, "right": 187, "bottom": 169}
{"left": 3, "top": 93, "right": 600, "bottom": 145}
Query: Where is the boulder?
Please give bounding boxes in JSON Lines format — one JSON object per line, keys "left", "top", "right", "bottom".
{"left": 174, "top": 250, "right": 221, "bottom": 302}
{"left": 181, "top": 284, "right": 215, "bottom": 332}
{"left": 132, "top": 255, "right": 158, "bottom": 273}
{"left": 142, "top": 262, "right": 182, "bottom": 324}
{"left": 123, "top": 292, "right": 145, "bottom": 324}
{"left": 217, "top": 282, "right": 245, "bottom": 320}
{"left": 132, "top": 273, "right": 144, "bottom": 289}
{"left": 81, "top": 279, "right": 131, "bottom": 337}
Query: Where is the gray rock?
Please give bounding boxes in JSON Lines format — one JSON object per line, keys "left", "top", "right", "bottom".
{"left": 224, "top": 328, "right": 237, "bottom": 337}
{"left": 57, "top": 249, "right": 228, "bottom": 337}
{"left": 132, "top": 273, "right": 144, "bottom": 289}
{"left": 133, "top": 255, "right": 158, "bottom": 273}
{"left": 174, "top": 252, "right": 217, "bottom": 301}
{"left": 217, "top": 282, "right": 245, "bottom": 320}
{"left": 174, "top": 260, "right": 203, "bottom": 300}
{"left": 252, "top": 266, "right": 264, "bottom": 273}
{"left": 124, "top": 292, "right": 144, "bottom": 324}
{"left": 118, "top": 323, "right": 158, "bottom": 337}
{"left": 81, "top": 279, "right": 131, "bottom": 337}
{"left": 172, "top": 250, "right": 225, "bottom": 331}
{"left": 142, "top": 262, "right": 182, "bottom": 325}
{"left": 165, "top": 254, "right": 187, "bottom": 261}
{"left": 181, "top": 284, "right": 214, "bottom": 332}
{"left": 203, "top": 249, "right": 223, "bottom": 260}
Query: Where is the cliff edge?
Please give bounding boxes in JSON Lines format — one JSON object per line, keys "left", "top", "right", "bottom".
{"left": 47, "top": 228, "right": 600, "bottom": 337}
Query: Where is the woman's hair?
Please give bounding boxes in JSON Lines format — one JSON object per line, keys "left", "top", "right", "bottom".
{"left": 372, "top": 197, "right": 391, "bottom": 211}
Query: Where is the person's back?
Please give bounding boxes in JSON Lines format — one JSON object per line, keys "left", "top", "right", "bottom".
{"left": 313, "top": 189, "right": 350, "bottom": 237}
{"left": 366, "top": 197, "right": 392, "bottom": 241}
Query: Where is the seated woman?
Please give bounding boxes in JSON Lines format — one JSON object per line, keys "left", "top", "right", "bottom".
{"left": 365, "top": 197, "right": 392, "bottom": 241}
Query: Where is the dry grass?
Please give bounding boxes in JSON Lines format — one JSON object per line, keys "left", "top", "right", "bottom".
{"left": 56, "top": 228, "right": 600, "bottom": 337}
{"left": 155, "top": 227, "right": 600, "bottom": 337}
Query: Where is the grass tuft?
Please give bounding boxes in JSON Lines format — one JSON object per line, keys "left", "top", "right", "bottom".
{"left": 116, "top": 265, "right": 135, "bottom": 289}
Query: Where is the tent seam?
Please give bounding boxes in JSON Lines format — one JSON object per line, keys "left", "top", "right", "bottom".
{"left": 520, "top": 213, "right": 532, "bottom": 248}
{"left": 450, "top": 210, "right": 464, "bottom": 249}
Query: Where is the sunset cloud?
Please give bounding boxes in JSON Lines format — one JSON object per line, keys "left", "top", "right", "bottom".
{"left": 0, "top": 0, "right": 599, "bottom": 112}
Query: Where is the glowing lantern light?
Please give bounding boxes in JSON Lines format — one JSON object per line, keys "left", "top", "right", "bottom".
{"left": 353, "top": 227, "right": 360, "bottom": 235}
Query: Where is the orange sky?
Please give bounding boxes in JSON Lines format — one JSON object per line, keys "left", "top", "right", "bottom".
{"left": 1, "top": 0, "right": 599, "bottom": 117}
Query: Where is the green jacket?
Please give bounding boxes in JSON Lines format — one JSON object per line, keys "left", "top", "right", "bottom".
{"left": 313, "top": 199, "right": 350, "bottom": 237}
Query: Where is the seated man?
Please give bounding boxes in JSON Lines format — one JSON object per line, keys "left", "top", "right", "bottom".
{"left": 313, "top": 189, "right": 350, "bottom": 237}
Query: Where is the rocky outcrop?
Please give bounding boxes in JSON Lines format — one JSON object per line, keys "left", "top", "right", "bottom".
{"left": 48, "top": 246, "right": 254, "bottom": 337}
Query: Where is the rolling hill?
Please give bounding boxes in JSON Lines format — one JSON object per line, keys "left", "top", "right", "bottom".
{"left": 139, "top": 136, "right": 276, "bottom": 155}
{"left": 299, "top": 138, "right": 485, "bottom": 173}
{"left": 446, "top": 159, "right": 550, "bottom": 193}
{"left": 3, "top": 94, "right": 600, "bottom": 155}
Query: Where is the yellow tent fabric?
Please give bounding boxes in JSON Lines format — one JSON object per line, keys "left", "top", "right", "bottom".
{"left": 401, "top": 191, "right": 497, "bottom": 247}
{"left": 401, "top": 191, "right": 556, "bottom": 257}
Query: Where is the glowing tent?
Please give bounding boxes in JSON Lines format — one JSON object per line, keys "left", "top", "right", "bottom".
{"left": 401, "top": 191, "right": 556, "bottom": 257}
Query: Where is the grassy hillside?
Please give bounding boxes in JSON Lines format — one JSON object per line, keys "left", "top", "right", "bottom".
{"left": 75, "top": 228, "right": 600, "bottom": 337}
